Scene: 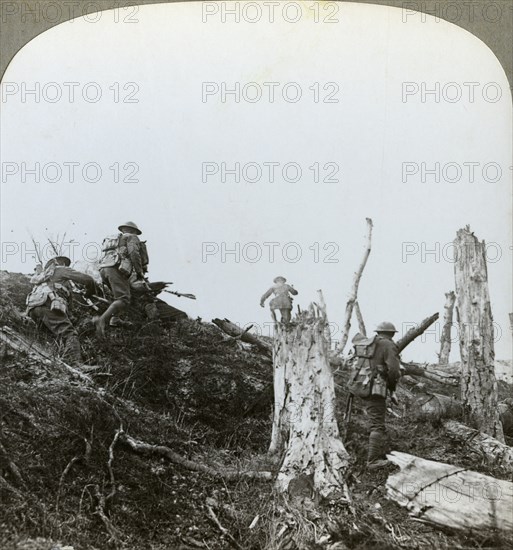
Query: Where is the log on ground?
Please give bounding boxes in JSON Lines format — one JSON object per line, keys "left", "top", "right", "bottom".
{"left": 386, "top": 451, "right": 513, "bottom": 531}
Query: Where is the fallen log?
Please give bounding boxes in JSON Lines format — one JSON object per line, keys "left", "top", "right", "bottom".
{"left": 396, "top": 313, "right": 439, "bottom": 353}
{"left": 121, "top": 433, "right": 272, "bottom": 480}
{"left": 386, "top": 451, "right": 513, "bottom": 532}
{"left": 401, "top": 361, "right": 460, "bottom": 386}
{"left": 212, "top": 318, "right": 272, "bottom": 356}
{"left": 443, "top": 420, "right": 513, "bottom": 474}
{"left": 418, "top": 393, "right": 462, "bottom": 417}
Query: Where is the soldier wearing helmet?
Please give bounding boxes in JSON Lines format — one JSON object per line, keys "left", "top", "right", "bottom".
{"left": 26, "top": 255, "right": 99, "bottom": 371}
{"left": 260, "top": 276, "right": 298, "bottom": 324}
{"left": 94, "top": 222, "right": 148, "bottom": 337}
{"left": 362, "top": 321, "right": 401, "bottom": 469}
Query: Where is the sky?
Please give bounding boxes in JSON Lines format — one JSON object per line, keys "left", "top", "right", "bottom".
{"left": 1, "top": 1, "right": 511, "bottom": 362}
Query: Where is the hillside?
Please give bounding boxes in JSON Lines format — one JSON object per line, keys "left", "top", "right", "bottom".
{"left": 0, "top": 271, "right": 512, "bottom": 550}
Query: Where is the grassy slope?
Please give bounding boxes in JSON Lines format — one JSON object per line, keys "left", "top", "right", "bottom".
{"left": 0, "top": 271, "right": 512, "bottom": 550}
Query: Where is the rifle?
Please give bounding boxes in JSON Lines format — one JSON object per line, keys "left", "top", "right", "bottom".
{"left": 342, "top": 394, "right": 353, "bottom": 438}
{"left": 163, "top": 289, "right": 196, "bottom": 300}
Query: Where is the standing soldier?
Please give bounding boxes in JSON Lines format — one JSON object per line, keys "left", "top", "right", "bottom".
{"left": 94, "top": 221, "right": 148, "bottom": 337}
{"left": 260, "top": 276, "right": 298, "bottom": 324}
{"left": 347, "top": 322, "right": 401, "bottom": 469}
{"left": 26, "top": 256, "right": 99, "bottom": 371}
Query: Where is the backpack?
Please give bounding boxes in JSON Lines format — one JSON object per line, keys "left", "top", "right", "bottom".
{"left": 99, "top": 234, "right": 122, "bottom": 269}
{"left": 347, "top": 335, "right": 378, "bottom": 398}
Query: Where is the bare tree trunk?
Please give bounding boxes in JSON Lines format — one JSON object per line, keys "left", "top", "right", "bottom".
{"left": 269, "top": 294, "right": 349, "bottom": 498}
{"left": 438, "top": 291, "right": 455, "bottom": 365}
{"left": 335, "top": 218, "right": 373, "bottom": 355}
{"left": 354, "top": 300, "right": 367, "bottom": 336}
{"left": 454, "top": 226, "right": 504, "bottom": 442}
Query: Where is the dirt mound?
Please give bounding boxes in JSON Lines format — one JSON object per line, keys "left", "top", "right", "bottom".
{"left": 1, "top": 271, "right": 512, "bottom": 550}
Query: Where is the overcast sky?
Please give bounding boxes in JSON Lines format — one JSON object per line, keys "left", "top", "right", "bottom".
{"left": 1, "top": 1, "right": 511, "bottom": 362}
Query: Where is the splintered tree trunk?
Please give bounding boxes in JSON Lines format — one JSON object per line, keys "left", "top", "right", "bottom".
{"left": 439, "top": 291, "right": 455, "bottom": 365}
{"left": 269, "top": 295, "right": 349, "bottom": 499}
{"left": 454, "top": 227, "right": 504, "bottom": 442}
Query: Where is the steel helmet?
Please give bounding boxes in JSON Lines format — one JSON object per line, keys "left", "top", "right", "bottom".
{"left": 118, "top": 221, "right": 142, "bottom": 235}
{"left": 273, "top": 276, "right": 287, "bottom": 283}
{"left": 374, "top": 321, "right": 397, "bottom": 333}
{"left": 45, "top": 256, "right": 71, "bottom": 269}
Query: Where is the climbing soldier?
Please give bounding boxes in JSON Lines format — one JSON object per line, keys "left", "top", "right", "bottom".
{"left": 94, "top": 221, "right": 148, "bottom": 337}
{"left": 26, "top": 256, "right": 99, "bottom": 371}
{"left": 347, "top": 322, "right": 401, "bottom": 469}
{"left": 260, "top": 276, "right": 298, "bottom": 324}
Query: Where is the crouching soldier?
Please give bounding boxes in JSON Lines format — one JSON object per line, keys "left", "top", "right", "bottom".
{"left": 26, "top": 256, "right": 99, "bottom": 371}
{"left": 347, "top": 322, "right": 401, "bottom": 469}
{"left": 94, "top": 221, "right": 148, "bottom": 337}
{"left": 260, "top": 276, "right": 298, "bottom": 324}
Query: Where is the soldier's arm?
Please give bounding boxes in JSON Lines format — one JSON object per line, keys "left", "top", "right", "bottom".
{"left": 260, "top": 287, "right": 274, "bottom": 305}
{"left": 54, "top": 267, "right": 97, "bottom": 295}
{"left": 126, "top": 235, "right": 144, "bottom": 277}
{"left": 287, "top": 285, "right": 298, "bottom": 296}
{"left": 383, "top": 341, "right": 401, "bottom": 390}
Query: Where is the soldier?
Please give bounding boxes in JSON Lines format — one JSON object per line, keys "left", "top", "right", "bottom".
{"left": 94, "top": 221, "right": 147, "bottom": 337}
{"left": 260, "top": 276, "right": 298, "bottom": 324}
{"left": 26, "top": 256, "right": 99, "bottom": 371}
{"left": 350, "top": 321, "right": 401, "bottom": 469}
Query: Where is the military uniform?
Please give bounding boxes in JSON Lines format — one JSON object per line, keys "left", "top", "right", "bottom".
{"left": 362, "top": 334, "right": 401, "bottom": 464}
{"left": 95, "top": 222, "right": 147, "bottom": 336}
{"left": 26, "top": 258, "right": 96, "bottom": 365}
{"left": 260, "top": 276, "right": 298, "bottom": 323}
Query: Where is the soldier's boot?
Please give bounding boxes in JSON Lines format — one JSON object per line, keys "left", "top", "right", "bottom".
{"left": 109, "top": 316, "right": 133, "bottom": 328}
{"left": 367, "top": 431, "right": 389, "bottom": 469}
{"left": 65, "top": 335, "right": 100, "bottom": 372}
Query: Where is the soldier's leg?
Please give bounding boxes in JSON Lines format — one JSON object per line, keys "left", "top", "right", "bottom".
{"left": 32, "top": 306, "right": 82, "bottom": 364}
{"left": 363, "top": 395, "right": 388, "bottom": 463}
{"left": 95, "top": 268, "right": 130, "bottom": 337}
{"left": 280, "top": 309, "right": 291, "bottom": 324}
{"left": 270, "top": 309, "right": 278, "bottom": 323}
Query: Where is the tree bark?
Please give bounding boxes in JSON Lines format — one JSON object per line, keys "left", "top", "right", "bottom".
{"left": 386, "top": 451, "right": 513, "bottom": 532}
{"left": 439, "top": 291, "right": 456, "bottom": 365}
{"left": 269, "top": 294, "right": 349, "bottom": 498}
{"left": 354, "top": 300, "right": 367, "bottom": 336}
{"left": 454, "top": 227, "right": 504, "bottom": 442}
{"left": 336, "top": 218, "right": 373, "bottom": 355}
{"left": 396, "top": 312, "right": 439, "bottom": 353}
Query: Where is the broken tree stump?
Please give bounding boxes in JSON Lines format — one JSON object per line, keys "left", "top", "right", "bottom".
{"left": 454, "top": 226, "right": 504, "bottom": 442}
{"left": 439, "top": 291, "right": 456, "bottom": 365}
{"left": 386, "top": 451, "right": 513, "bottom": 531}
{"left": 269, "top": 293, "right": 349, "bottom": 498}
